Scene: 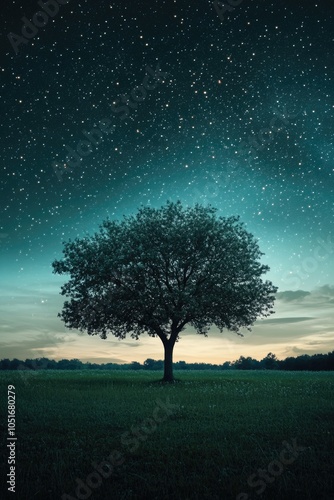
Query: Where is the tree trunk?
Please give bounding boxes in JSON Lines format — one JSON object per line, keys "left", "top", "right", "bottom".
{"left": 163, "top": 340, "right": 175, "bottom": 382}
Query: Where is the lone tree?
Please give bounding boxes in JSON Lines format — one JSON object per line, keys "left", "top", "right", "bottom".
{"left": 52, "top": 201, "right": 277, "bottom": 382}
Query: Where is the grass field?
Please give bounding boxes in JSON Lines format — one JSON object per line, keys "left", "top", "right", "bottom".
{"left": 1, "top": 370, "right": 333, "bottom": 500}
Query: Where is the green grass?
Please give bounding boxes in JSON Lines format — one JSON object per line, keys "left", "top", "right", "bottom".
{"left": 1, "top": 370, "right": 333, "bottom": 499}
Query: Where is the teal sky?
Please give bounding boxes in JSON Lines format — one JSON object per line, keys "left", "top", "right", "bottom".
{"left": 0, "top": 0, "right": 333, "bottom": 363}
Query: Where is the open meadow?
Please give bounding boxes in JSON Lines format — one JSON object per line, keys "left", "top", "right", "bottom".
{"left": 1, "top": 370, "right": 333, "bottom": 500}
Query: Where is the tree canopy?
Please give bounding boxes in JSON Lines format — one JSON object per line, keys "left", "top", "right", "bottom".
{"left": 52, "top": 201, "right": 277, "bottom": 381}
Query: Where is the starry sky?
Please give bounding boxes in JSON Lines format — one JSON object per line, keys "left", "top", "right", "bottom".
{"left": 0, "top": 0, "right": 333, "bottom": 365}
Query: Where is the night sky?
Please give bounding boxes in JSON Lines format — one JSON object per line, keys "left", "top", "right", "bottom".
{"left": 1, "top": 0, "right": 333, "bottom": 364}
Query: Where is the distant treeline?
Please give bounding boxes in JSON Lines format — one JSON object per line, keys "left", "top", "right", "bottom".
{"left": 1, "top": 351, "right": 334, "bottom": 371}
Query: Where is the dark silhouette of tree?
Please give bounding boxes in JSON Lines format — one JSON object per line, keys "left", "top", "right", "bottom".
{"left": 144, "top": 358, "right": 156, "bottom": 370}
{"left": 1, "top": 351, "right": 334, "bottom": 371}
{"left": 0, "top": 359, "right": 11, "bottom": 369}
{"left": 144, "top": 358, "right": 163, "bottom": 370}
{"left": 234, "top": 356, "right": 260, "bottom": 370}
{"left": 57, "top": 359, "right": 83, "bottom": 370}
{"left": 130, "top": 361, "right": 142, "bottom": 370}
{"left": 175, "top": 360, "right": 187, "bottom": 370}
{"left": 52, "top": 201, "right": 277, "bottom": 382}
{"left": 45, "top": 358, "right": 58, "bottom": 370}
{"left": 261, "top": 352, "right": 279, "bottom": 370}
{"left": 53, "top": 202, "right": 277, "bottom": 381}
{"left": 9, "top": 358, "right": 22, "bottom": 370}
{"left": 326, "top": 351, "right": 334, "bottom": 370}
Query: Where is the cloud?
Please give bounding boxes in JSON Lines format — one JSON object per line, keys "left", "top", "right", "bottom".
{"left": 276, "top": 290, "right": 311, "bottom": 302}
{"left": 259, "top": 316, "right": 314, "bottom": 324}
{"left": 0, "top": 331, "right": 76, "bottom": 358}
{"left": 315, "top": 284, "right": 334, "bottom": 296}
{"left": 312, "top": 285, "right": 334, "bottom": 302}
{"left": 275, "top": 286, "right": 334, "bottom": 311}
{"left": 79, "top": 356, "right": 128, "bottom": 364}
{"left": 1, "top": 279, "right": 333, "bottom": 363}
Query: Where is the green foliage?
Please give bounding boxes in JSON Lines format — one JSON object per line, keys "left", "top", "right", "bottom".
{"left": 52, "top": 201, "right": 277, "bottom": 342}
{"left": 52, "top": 201, "right": 278, "bottom": 381}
